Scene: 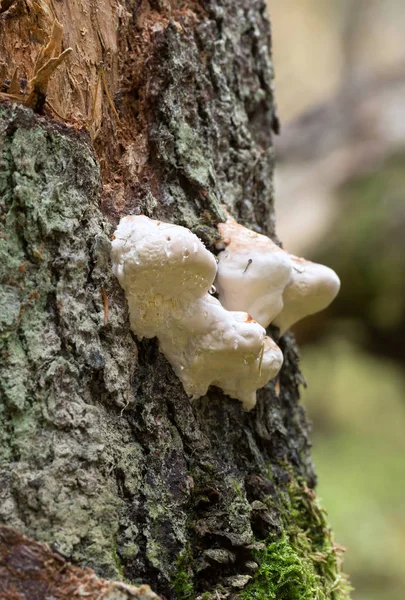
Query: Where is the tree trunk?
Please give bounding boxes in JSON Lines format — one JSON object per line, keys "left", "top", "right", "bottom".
{"left": 0, "top": 1, "right": 349, "bottom": 599}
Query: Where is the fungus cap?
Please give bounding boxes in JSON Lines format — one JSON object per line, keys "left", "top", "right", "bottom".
{"left": 111, "top": 215, "right": 217, "bottom": 301}
{"left": 160, "top": 295, "right": 283, "bottom": 410}
{"left": 215, "top": 217, "right": 292, "bottom": 328}
{"left": 273, "top": 255, "right": 341, "bottom": 334}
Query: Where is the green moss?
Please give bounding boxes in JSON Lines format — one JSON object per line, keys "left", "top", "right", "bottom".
{"left": 112, "top": 541, "right": 134, "bottom": 585}
{"left": 242, "top": 479, "right": 351, "bottom": 600}
{"left": 113, "top": 543, "right": 125, "bottom": 579}
{"left": 242, "top": 531, "right": 320, "bottom": 600}
{"left": 171, "top": 549, "right": 194, "bottom": 600}
{"left": 233, "top": 479, "right": 243, "bottom": 498}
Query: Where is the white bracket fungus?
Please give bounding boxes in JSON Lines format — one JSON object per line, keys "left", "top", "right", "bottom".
{"left": 215, "top": 216, "right": 293, "bottom": 328}
{"left": 215, "top": 216, "right": 340, "bottom": 333}
{"left": 273, "top": 256, "right": 341, "bottom": 335}
{"left": 111, "top": 215, "right": 283, "bottom": 410}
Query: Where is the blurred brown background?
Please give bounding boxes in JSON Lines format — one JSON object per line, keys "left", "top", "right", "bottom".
{"left": 268, "top": 1, "right": 405, "bottom": 599}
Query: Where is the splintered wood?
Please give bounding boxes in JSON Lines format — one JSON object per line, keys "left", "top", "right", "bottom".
{"left": 26, "top": 20, "right": 72, "bottom": 111}
{"left": 0, "top": 18, "right": 72, "bottom": 113}
{"left": 0, "top": 0, "right": 120, "bottom": 126}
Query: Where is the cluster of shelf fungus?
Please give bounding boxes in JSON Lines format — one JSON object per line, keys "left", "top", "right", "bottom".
{"left": 111, "top": 214, "right": 340, "bottom": 410}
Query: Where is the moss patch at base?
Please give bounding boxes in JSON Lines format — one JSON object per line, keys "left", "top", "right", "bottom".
{"left": 171, "top": 549, "right": 194, "bottom": 600}
{"left": 242, "top": 479, "right": 351, "bottom": 600}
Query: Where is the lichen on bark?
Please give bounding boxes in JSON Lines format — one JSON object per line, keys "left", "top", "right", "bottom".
{"left": 0, "top": 103, "right": 136, "bottom": 577}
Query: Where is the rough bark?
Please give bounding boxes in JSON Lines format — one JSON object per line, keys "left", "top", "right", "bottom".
{"left": 0, "top": 1, "right": 349, "bottom": 599}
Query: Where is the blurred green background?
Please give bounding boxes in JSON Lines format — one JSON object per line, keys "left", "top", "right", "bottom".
{"left": 269, "top": 1, "right": 405, "bottom": 598}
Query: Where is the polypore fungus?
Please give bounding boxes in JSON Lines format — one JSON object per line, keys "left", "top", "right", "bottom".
{"left": 111, "top": 215, "right": 283, "bottom": 410}
{"left": 273, "top": 256, "right": 340, "bottom": 334}
{"left": 215, "top": 216, "right": 293, "bottom": 328}
{"left": 215, "top": 216, "right": 340, "bottom": 333}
